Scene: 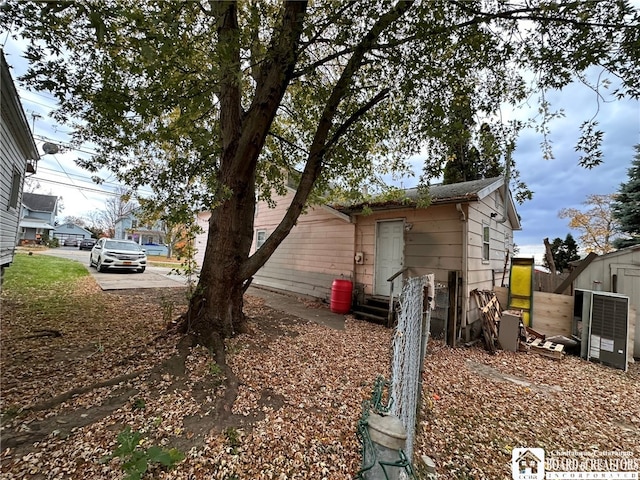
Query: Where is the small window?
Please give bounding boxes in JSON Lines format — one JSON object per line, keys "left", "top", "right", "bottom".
{"left": 131, "top": 219, "right": 138, "bottom": 228}
{"left": 256, "top": 230, "right": 267, "bottom": 249}
{"left": 9, "top": 168, "right": 21, "bottom": 209}
{"left": 482, "top": 224, "right": 490, "bottom": 262}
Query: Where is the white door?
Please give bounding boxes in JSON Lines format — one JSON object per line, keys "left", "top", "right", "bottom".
{"left": 374, "top": 220, "right": 404, "bottom": 296}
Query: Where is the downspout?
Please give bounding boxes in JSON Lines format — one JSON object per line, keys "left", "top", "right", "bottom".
{"left": 494, "top": 143, "right": 513, "bottom": 224}
{"left": 456, "top": 203, "right": 469, "bottom": 342}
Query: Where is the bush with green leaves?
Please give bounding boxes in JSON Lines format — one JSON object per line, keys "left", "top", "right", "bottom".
{"left": 104, "top": 426, "right": 184, "bottom": 480}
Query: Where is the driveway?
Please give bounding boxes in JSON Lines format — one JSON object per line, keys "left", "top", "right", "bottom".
{"left": 32, "top": 247, "right": 346, "bottom": 329}
{"left": 35, "top": 247, "right": 192, "bottom": 290}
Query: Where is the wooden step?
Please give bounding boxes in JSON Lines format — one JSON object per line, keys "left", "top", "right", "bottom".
{"left": 355, "top": 304, "right": 389, "bottom": 316}
{"left": 352, "top": 309, "right": 388, "bottom": 325}
{"left": 365, "top": 295, "right": 392, "bottom": 309}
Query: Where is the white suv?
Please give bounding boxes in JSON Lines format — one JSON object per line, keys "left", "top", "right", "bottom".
{"left": 90, "top": 238, "right": 147, "bottom": 273}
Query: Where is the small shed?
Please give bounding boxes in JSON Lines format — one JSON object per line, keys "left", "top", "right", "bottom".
{"left": 574, "top": 245, "right": 640, "bottom": 359}
{"left": 195, "top": 176, "right": 521, "bottom": 337}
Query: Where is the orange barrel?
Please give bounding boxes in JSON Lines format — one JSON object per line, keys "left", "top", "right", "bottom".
{"left": 330, "top": 279, "right": 353, "bottom": 314}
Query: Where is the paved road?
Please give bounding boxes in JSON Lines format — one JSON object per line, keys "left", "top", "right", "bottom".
{"left": 35, "top": 247, "right": 192, "bottom": 290}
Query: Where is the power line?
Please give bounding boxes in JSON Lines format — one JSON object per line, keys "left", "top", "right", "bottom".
{"left": 35, "top": 166, "right": 154, "bottom": 197}
{"left": 38, "top": 166, "right": 120, "bottom": 187}
{"left": 48, "top": 153, "right": 89, "bottom": 200}
{"left": 30, "top": 176, "right": 126, "bottom": 196}
{"left": 33, "top": 133, "right": 99, "bottom": 157}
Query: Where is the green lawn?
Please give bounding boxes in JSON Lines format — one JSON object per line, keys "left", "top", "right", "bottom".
{"left": 2, "top": 254, "right": 92, "bottom": 321}
{"left": 3, "top": 253, "right": 89, "bottom": 292}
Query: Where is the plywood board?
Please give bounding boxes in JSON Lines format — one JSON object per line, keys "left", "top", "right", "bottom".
{"left": 494, "top": 287, "right": 572, "bottom": 338}
{"left": 532, "top": 291, "right": 573, "bottom": 337}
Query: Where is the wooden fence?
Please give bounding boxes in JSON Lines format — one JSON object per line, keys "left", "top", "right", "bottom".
{"left": 533, "top": 271, "right": 570, "bottom": 293}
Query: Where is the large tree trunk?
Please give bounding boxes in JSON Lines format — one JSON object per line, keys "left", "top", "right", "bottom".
{"left": 180, "top": 1, "right": 308, "bottom": 346}
{"left": 178, "top": 0, "right": 411, "bottom": 345}
{"left": 185, "top": 170, "right": 256, "bottom": 344}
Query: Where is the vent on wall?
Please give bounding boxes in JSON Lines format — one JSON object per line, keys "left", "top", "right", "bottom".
{"left": 575, "top": 289, "right": 629, "bottom": 371}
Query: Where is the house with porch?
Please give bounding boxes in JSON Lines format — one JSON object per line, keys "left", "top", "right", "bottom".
{"left": 18, "top": 192, "right": 57, "bottom": 245}
{"left": 1, "top": 49, "right": 40, "bottom": 283}
{"left": 114, "top": 210, "right": 169, "bottom": 256}
{"left": 195, "top": 176, "right": 521, "bottom": 338}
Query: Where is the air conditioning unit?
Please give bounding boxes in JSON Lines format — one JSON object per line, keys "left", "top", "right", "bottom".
{"left": 574, "top": 289, "right": 629, "bottom": 371}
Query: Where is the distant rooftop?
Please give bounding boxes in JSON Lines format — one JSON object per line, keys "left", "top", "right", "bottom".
{"left": 22, "top": 192, "right": 58, "bottom": 213}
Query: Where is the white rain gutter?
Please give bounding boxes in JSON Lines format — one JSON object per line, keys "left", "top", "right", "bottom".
{"left": 456, "top": 202, "right": 469, "bottom": 342}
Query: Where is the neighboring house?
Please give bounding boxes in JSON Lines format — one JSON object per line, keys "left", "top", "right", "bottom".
{"left": 19, "top": 192, "right": 58, "bottom": 244}
{"left": 114, "top": 210, "right": 168, "bottom": 256}
{"left": 1, "top": 49, "right": 40, "bottom": 283}
{"left": 195, "top": 176, "right": 521, "bottom": 334}
{"left": 52, "top": 222, "right": 93, "bottom": 244}
{"left": 574, "top": 245, "right": 639, "bottom": 359}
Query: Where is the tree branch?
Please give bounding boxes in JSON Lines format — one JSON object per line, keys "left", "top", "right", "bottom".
{"left": 241, "top": 1, "right": 414, "bottom": 279}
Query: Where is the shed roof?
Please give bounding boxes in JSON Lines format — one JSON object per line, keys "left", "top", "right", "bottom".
{"left": 22, "top": 192, "right": 58, "bottom": 213}
{"left": 334, "top": 176, "right": 505, "bottom": 210}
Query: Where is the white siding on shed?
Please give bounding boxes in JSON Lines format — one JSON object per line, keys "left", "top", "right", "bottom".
{"left": 574, "top": 246, "right": 640, "bottom": 358}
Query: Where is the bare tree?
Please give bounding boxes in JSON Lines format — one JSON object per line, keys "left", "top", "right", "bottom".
{"left": 99, "top": 188, "right": 136, "bottom": 238}
{"left": 559, "top": 194, "right": 621, "bottom": 255}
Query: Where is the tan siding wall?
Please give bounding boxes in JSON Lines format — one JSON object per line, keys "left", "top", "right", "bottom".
{"left": 466, "top": 192, "right": 516, "bottom": 324}
{"left": 353, "top": 205, "right": 463, "bottom": 295}
{"left": 251, "top": 190, "right": 355, "bottom": 300}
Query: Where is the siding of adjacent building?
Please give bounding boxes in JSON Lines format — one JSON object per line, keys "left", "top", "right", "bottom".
{"left": 1, "top": 51, "right": 38, "bottom": 271}
{"left": 0, "top": 103, "right": 25, "bottom": 268}
{"left": 194, "top": 190, "right": 355, "bottom": 301}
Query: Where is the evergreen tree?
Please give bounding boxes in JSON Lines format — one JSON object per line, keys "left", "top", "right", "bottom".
{"left": 543, "top": 234, "right": 580, "bottom": 272}
{"left": 441, "top": 92, "right": 504, "bottom": 185}
{"left": 556, "top": 233, "right": 580, "bottom": 272}
{"left": 612, "top": 145, "right": 640, "bottom": 248}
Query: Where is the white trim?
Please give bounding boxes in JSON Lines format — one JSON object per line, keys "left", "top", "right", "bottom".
{"left": 482, "top": 222, "right": 490, "bottom": 263}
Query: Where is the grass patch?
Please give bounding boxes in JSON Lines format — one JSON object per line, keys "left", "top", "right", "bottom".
{"left": 2, "top": 253, "right": 97, "bottom": 322}
{"left": 147, "top": 255, "right": 181, "bottom": 268}
{"left": 3, "top": 253, "right": 89, "bottom": 292}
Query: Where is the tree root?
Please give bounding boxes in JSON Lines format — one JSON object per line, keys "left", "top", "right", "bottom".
{"left": 1, "top": 336, "right": 196, "bottom": 453}
{"left": 25, "top": 370, "right": 146, "bottom": 414}
{"left": 14, "top": 329, "right": 63, "bottom": 340}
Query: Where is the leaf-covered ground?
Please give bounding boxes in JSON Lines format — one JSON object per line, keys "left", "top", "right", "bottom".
{"left": 1, "top": 277, "right": 639, "bottom": 479}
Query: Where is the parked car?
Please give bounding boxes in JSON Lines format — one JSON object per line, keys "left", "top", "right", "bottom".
{"left": 63, "top": 237, "right": 79, "bottom": 247}
{"left": 89, "top": 238, "right": 147, "bottom": 273}
{"left": 79, "top": 238, "right": 97, "bottom": 250}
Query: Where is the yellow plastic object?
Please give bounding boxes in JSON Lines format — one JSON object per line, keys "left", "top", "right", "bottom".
{"left": 508, "top": 258, "right": 534, "bottom": 327}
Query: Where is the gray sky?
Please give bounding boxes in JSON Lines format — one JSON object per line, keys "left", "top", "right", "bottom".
{"left": 3, "top": 36, "right": 639, "bottom": 263}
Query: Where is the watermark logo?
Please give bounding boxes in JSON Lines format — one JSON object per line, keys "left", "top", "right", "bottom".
{"left": 512, "top": 448, "right": 545, "bottom": 480}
